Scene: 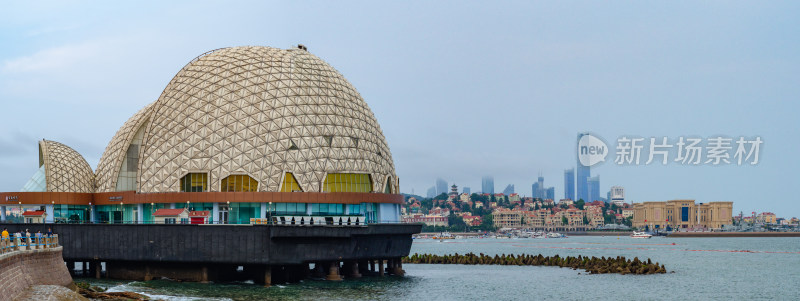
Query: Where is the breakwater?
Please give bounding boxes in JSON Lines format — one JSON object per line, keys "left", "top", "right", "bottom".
{"left": 402, "top": 253, "right": 667, "bottom": 275}
{"left": 0, "top": 246, "right": 73, "bottom": 300}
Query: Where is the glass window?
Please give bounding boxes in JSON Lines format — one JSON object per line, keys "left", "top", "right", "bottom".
{"left": 180, "top": 173, "right": 208, "bottom": 192}
{"left": 280, "top": 172, "right": 303, "bottom": 192}
{"left": 221, "top": 175, "right": 259, "bottom": 192}
{"left": 322, "top": 173, "right": 372, "bottom": 193}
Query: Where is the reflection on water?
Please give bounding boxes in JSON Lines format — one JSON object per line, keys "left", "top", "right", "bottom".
{"left": 77, "top": 236, "right": 800, "bottom": 300}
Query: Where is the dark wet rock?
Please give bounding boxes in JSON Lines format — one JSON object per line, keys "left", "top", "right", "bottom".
{"left": 403, "top": 253, "right": 666, "bottom": 275}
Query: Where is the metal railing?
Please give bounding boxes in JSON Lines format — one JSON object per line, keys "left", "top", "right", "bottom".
{"left": 0, "top": 234, "right": 59, "bottom": 254}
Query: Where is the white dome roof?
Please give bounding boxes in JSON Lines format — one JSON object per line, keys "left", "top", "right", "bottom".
{"left": 97, "top": 46, "right": 396, "bottom": 193}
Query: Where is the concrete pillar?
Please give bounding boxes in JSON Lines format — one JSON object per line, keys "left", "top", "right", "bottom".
{"left": 89, "top": 205, "right": 97, "bottom": 223}
{"left": 90, "top": 262, "right": 100, "bottom": 279}
{"left": 264, "top": 266, "right": 272, "bottom": 287}
{"left": 144, "top": 265, "right": 153, "bottom": 281}
{"left": 137, "top": 204, "right": 144, "bottom": 223}
{"left": 212, "top": 203, "right": 220, "bottom": 224}
{"left": 200, "top": 266, "right": 209, "bottom": 283}
{"left": 326, "top": 262, "right": 342, "bottom": 281}
{"left": 369, "top": 260, "right": 374, "bottom": 272}
{"left": 45, "top": 205, "right": 54, "bottom": 223}
{"left": 312, "top": 262, "right": 325, "bottom": 278}
{"left": 378, "top": 259, "right": 385, "bottom": 276}
{"left": 346, "top": 261, "right": 361, "bottom": 278}
{"left": 392, "top": 257, "right": 405, "bottom": 276}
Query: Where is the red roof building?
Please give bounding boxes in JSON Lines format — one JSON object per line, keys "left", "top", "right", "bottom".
{"left": 22, "top": 210, "right": 46, "bottom": 217}
{"left": 153, "top": 208, "right": 188, "bottom": 216}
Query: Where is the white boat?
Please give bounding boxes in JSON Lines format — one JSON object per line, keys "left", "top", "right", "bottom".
{"left": 546, "top": 232, "right": 566, "bottom": 238}
{"left": 631, "top": 231, "right": 652, "bottom": 239}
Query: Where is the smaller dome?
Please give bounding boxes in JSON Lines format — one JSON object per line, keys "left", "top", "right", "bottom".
{"left": 38, "top": 140, "right": 95, "bottom": 193}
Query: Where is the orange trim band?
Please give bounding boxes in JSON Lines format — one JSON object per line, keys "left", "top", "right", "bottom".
{"left": 0, "top": 191, "right": 404, "bottom": 206}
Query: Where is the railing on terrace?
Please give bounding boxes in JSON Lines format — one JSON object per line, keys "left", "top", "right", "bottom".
{"left": 1, "top": 217, "right": 405, "bottom": 226}
{"left": 0, "top": 234, "right": 60, "bottom": 254}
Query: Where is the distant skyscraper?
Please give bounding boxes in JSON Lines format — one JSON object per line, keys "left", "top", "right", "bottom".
{"left": 502, "top": 184, "right": 515, "bottom": 195}
{"left": 426, "top": 186, "right": 436, "bottom": 198}
{"left": 531, "top": 182, "right": 540, "bottom": 199}
{"left": 435, "top": 178, "right": 448, "bottom": 196}
{"left": 587, "top": 176, "right": 600, "bottom": 202}
{"left": 564, "top": 168, "right": 575, "bottom": 201}
{"left": 463, "top": 187, "right": 471, "bottom": 195}
{"left": 610, "top": 186, "right": 625, "bottom": 205}
{"left": 546, "top": 187, "right": 555, "bottom": 200}
{"left": 482, "top": 176, "right": 494, "bottom": 194}
{"left": 576, "top": 133, "right": 591, "bottom": 202}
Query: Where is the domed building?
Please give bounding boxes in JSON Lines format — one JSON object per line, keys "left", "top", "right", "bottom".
{"left": 2, "top": 45, "right": 402, "bottom": 225}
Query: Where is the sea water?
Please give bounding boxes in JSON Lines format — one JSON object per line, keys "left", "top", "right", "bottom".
{"left": 76, "top": 236, "right": 800, "bottom": 300}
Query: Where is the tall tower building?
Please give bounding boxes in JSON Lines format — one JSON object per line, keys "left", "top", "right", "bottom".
{"left": 587, "top": 176, "right": 600, "bottom": 203}
{"left": 502, "top": 184, "right": 515, "bottom": 195}
{"left": 435, "top": 178, "right": 448, "bottom": 196}
{"left": 482, "top": 176, "right": 494, "bottom": 194}
{"left": 576, "top": 133, "right": 591, "bottom": 202}
{"left": 463, "top": 187, "right": 471, "bottom": 195}
{"left": 564, "top": 168, "right": 575, "bottom": 200}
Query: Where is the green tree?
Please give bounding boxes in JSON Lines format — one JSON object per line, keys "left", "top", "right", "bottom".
{"left": 583, "top": 216, "right": 590, "bottom": 225}
{"left": 575, "top": 199, "right": 585, "bottom": 210}
{"left": 434, "top": 193, "right": 448, "bottom": 201}
{"left": 561, "top": 216, "right": 568, "bottom": 225}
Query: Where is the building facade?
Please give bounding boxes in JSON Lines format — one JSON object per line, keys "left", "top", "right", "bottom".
{"left": 632, "top": 200, "right": 733, "bottom": 230}
{"left": 564, "top": 168, "right": 575, "bottom": 201}
{"left": 610, "top": 186, "right": 625, "bottom": 206}
{"left": 482, "top": 176, "right": 494, "bottom": 195}
{"left": 0, "top": 46, "right": 403, "bottom": 226}
{"left": 587, "top": 176, "right": 600, "bottom": 202}
{"left": 576, "top": 133, "right": 591, "bottom": 202}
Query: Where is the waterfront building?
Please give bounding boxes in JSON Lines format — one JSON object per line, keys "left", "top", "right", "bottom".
{"left": 632, "top": 200, "right": 733, "bottom": 230}
{"left": 482, "top": 176, "right": 494, "bottom": 195}
{"left": 757, "top": 212, "right": 777, "bottom": 224}
{"left": 401, "top": 214, "right": 448, "bottom": 227}
{"left": 0, "top": 45, "right": 403, "bottom": 226}
{"left": 622, "top": 208, "right": 634, "bottom": 219}
{"left": 492, "top": 208, "right": 525, "bottom": 228}
{"left": 564, "top": 168, "right": 575, "bottom": 201}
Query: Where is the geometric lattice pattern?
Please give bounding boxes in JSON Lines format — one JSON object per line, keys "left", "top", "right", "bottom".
{"left": 94, "top": 103, "right": 154, "bottom": 192}
{"left": 107, "top": 46, "right": 395, "bottom": 193}
{"left": 39, "top": 140, "right": 95, "bottom": 193}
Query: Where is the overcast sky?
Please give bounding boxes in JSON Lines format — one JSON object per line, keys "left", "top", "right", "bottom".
{"left": 1, "top": 1, "right": 798, "bottom": 217}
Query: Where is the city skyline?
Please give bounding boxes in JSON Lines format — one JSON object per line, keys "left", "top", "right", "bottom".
{"left": 1, "top": 2, "right": 799, "bottom": 217}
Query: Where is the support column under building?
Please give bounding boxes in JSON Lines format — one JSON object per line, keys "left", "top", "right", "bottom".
{"left": 326, "top": 262, "right": 342, "bottom": 281}
{"left": 378, "top": 259, "right": 385, "bottom": 276}
{"left": 392, "top": 257, "right": 405, "bottom": 276}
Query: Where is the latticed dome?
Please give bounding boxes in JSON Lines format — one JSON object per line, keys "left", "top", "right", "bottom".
{"left": 95, "top": 46, "right": 397, "bottom": 193}
{"left": 32, "top": 140, "right": 95, "bottom": 193}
